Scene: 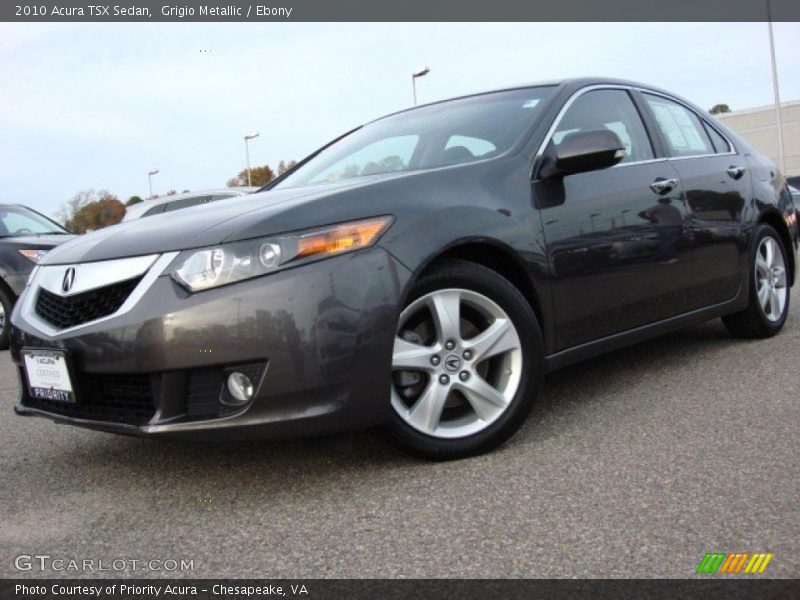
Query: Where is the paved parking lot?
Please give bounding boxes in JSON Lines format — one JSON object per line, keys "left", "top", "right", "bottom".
{"left": 1, "top": 305, "right": 798, "bottom": 579}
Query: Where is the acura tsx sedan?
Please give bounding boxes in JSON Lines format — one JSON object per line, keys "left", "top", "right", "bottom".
{"left": 10, "top": 78, "right": 798, "bottom": 459}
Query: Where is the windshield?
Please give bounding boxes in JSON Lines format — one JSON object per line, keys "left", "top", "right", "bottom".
{"left": 274, "top": 86, "right": 555, "bottom": 190}
{"left": 0, "top": 206, "right": 67, "bottom": 237}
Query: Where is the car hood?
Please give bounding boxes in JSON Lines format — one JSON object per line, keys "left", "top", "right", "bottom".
{"left": 40, "top": 178, "right": 393, "bottom": 265}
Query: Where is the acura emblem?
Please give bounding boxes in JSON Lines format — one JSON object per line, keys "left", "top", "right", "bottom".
{"left": 62, "top": 267, "right": 76, "bottom": 293}
{"left": 444, "top": 355, "right": 462, "bottom": 372}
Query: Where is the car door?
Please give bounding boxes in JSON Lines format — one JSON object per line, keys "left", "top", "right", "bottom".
{"left": 641, "top": 93, "right": 748, "bottom": 306}
{"left": 533, "top": 88, "right": 695, "bottom": 350}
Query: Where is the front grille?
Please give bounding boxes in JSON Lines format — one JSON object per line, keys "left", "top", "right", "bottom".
{"left": 35, "top": 277, "right": 142, "bottom": 329}
{"left": 22, "top": 370, "right": 157, "bottom": 426}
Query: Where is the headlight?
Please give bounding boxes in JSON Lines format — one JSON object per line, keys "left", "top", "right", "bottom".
{"left": 18, "top": 249, "right": 49, "bottom": 263}
{"left": 171, "top": 216, "right": 393, "bottom": 292}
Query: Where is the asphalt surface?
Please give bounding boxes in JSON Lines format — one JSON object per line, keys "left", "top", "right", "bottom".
{"left": 1, "top": 305, "right": 798, "bottom": 579}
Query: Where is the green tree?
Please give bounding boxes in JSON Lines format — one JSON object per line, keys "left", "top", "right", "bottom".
{"left": 126, "top": 195, "right": 144, "bottom": 207}
{"left": 709, "top": 103, "right": 731, "bottom": 115}
{"left": 61, "top": 190, "right": 126, "bottom": 233}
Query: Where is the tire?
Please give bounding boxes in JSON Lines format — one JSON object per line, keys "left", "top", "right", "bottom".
{"left": 385, "top": 259, "right": 544, "bottom": 460}
{"left": 0, "top": 285, "right": 14, "bottom": 351}
{"left": 722, "top": 224, "right": 790, "bottom": 339}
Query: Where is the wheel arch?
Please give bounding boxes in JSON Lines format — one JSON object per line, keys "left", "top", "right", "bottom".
{"left": 409, "top": 239, "right": 551, "bottom": 349}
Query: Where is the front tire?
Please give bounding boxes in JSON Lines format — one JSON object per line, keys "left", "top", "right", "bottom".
{"left": 722, "top": 224, "right": 790, "bottom": 339}
{"left": 385, "top": 260, "right": 544, "bottom": 460}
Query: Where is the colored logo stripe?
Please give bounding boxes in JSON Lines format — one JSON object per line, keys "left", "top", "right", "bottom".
{"left": 697, "top": 552, "right": 773, "bottom": 574}
{"left": 719, "top": 553, "right": 749, "bottom": 573}
{"left": 697, "top": 553, "right": 726, "bottom": 573}
{"left": 744, "top": 553, "right": 774, "bottom": 574}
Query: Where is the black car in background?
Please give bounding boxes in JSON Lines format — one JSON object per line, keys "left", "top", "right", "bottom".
{"left": 9, "top": 78, "right": 799, "bottom": 459}
{"left": 0, "top": 205, "right": 73, "bottom": 348}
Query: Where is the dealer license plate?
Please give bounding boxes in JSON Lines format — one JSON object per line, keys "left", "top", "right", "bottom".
{"left": 22, "top": 349, "right": 75, "bottom": 403}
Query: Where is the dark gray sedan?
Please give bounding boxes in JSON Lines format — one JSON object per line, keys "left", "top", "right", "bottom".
{"left": 10, "top": 78, "right": 799, "bottom": 459}
{"left": 0, "top": 205, "right": 73, "bottom": 349}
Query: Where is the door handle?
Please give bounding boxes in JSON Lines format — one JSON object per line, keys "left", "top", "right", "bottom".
{"left": 650, "top": 178, "right": 679, "bottom": 195}
{"left": 727, "top": 166, "right": 746, "bottom": 180}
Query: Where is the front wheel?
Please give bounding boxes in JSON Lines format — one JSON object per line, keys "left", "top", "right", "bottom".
{"left": 385, "top": 260, "right": 544, "bottom": 460}
{"left": 722, "top": 224, "right": 790, "bottom": 338}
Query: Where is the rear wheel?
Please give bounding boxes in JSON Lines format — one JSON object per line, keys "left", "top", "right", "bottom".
{"left": 386, "top": 260, "right": 543, "bottom": 460}
{"left": 722, "top": 224, "right": 790, "bottom": 338}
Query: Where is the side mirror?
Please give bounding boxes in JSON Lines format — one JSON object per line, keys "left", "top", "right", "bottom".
{"left": 539, "top": 129, "right": 626, "bottom": 179}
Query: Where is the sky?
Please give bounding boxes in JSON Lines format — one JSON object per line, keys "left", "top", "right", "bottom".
{"left": 1, "top": 22, "right": 799, "bottom": 219}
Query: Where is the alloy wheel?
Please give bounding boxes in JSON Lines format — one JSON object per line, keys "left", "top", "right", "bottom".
{"left": 754, "top": 236, "right": 787, "bottom": 322}
{"left": 391, "top": 288, "right": 523, "bottom": 439}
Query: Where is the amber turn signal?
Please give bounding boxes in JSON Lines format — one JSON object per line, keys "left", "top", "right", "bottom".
{"left": 296, "top": 217, "right": 392, "bottom": 258}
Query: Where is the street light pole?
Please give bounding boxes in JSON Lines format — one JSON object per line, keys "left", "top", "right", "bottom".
{"left": 766, "top": 0, "right": 786, "bottom": 174}
{"left": 412, "top": 66, "right": 430, "bottom": 105}
{"left": 147, "top": 169, "right": 159, "bottom": 198}
{"left": 244, "top": 132, "right": 260, "bottom": 186}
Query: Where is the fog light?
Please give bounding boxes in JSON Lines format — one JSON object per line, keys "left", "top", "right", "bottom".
{"left": 226, "top": 372, "right": 254, "bottom": 404}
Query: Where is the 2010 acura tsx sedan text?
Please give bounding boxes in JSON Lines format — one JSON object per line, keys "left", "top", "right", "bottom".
{"left": 10, "top": 78, "right": 799, "bottom": 459}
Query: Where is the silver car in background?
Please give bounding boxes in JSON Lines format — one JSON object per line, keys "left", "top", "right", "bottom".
{"left": 123, "top": 187, "right": 257, "bottom": 221}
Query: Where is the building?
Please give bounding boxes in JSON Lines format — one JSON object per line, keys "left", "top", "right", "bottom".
{"left": 716, "top": 99, "right": 800, "bottom": 179}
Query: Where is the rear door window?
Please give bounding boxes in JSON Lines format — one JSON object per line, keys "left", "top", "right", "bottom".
{"left": 702, "top": 122, "right": 732, "bottom": 154}
{"left": 643, "top": 94, "right": 714, "bottom": 157}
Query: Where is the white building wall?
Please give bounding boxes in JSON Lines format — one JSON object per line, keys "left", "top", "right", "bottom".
{"left": 716, "top": 100, "right": 800, "bottom": 178}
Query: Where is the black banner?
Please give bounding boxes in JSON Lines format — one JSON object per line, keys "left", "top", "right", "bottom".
{"left": 3, "top": 0, "right": 800, "bottom": 22}
{"left": 3, "top": 579, "right": 800, "bottom": 600}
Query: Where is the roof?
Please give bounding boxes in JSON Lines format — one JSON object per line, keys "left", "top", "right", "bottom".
{"left": 374, "top": 77, "right": 687, "bottom": 123}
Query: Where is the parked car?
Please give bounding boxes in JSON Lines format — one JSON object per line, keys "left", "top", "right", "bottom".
{"left": 0, "top": 205, "right": 73, "bottom": 349}
{"left": 10, "top": 78, "right": 798, "bottom": 459}
{"left": 122, "top": 187, "right": 257, "bottom": 221}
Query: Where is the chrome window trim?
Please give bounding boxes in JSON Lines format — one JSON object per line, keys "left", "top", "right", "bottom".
{"left": 20, "top": 252, "right": 180, "bottom": 338}
{"left": 665, "top": 151, "right": 737, "bottom": 161}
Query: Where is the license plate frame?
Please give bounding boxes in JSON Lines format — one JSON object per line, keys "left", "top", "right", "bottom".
{"left": 22, "top": 348, "right": 76, "bottom": 404}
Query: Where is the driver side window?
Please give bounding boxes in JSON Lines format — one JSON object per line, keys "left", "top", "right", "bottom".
{"left": 553, "top": 89, "right": 654, "bottom": 164}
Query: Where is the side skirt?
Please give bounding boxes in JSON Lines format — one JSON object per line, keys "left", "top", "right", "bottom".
{"left": 543, "top": 292, "right": 748, "bottom": 373}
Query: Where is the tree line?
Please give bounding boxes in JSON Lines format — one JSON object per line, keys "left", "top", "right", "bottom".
{"left": 59, "top": 161, "right": 297, "bottom": 233}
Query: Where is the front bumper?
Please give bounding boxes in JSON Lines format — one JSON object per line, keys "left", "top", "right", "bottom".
{"left": 11, "top": 247, "right": 411, "bottom": 440}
